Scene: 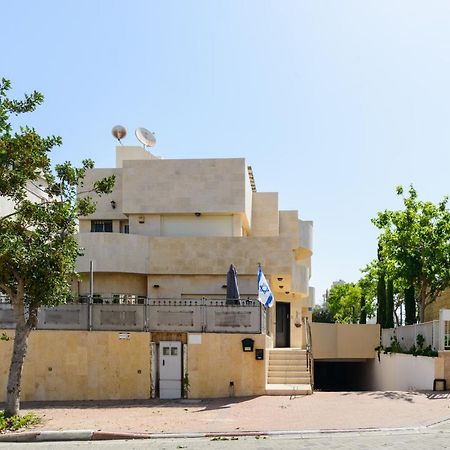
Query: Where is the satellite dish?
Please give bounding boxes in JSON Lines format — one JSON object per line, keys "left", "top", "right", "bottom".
{"left": 135, "top": 127, "right": 156, "bottom": 148}
{"left": 112, "top": 125, "right": 126, "bottom": 144}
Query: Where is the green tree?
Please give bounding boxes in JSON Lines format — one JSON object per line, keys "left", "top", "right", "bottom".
{"left": 327, "top": 283, "right": 363, "bottom": 324}
{"left": 312, "top": 304, "right": 334, "bottom": 323}
{"left": 372, "top": 186, "right": 450, "bottom": 322}
{"left": 0, "top": 79, "right": 115, "bottom": 417}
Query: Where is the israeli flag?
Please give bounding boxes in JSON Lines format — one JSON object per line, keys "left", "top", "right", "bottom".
{"left": 258, "top": 266, "right": 274, "bottom": 308}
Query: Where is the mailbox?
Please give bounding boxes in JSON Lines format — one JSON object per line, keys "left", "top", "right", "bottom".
{"left": 241, "top": 338, "right": 254, "bottom": 352}
{"left": 255, "top": 349, "right": 264, "bottom": 360}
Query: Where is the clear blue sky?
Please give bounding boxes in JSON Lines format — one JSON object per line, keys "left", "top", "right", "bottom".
{"left": 3, "top": 1, "right": 450, "bottom": 302}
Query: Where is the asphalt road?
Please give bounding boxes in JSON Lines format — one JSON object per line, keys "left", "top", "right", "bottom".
{"left": 2, "top": 427, "right": 450, "bottom": 450}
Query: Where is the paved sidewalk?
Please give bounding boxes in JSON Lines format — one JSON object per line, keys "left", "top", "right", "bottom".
{"left": 6, "top": 391, "right": 450, "bottom": 435}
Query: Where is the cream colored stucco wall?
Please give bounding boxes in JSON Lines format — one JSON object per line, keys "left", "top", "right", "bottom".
{"left": 311, "top": 323, "right": 380, "bottom": 359}
{"left": 116, "top": 146, "right": 159, "bottom": 168}
{"left": 76, "top": 272, "right": 148, "bottom": 296}
{"left": 0, "top": 330, "right": 150, "bottom": 401}
{"left": 161, "top": 215, "right": 234, "bottom": 237}
{"left": 79, "top": 168, "right": 126, "bottom": 221}
{"left": 121, "top": 158, "right": 248, "bottom": 216}
{"left": 369, "top": 353, "right": 440, "bottom": 391}
{"left": 187, "top": 333, "right": 268, "bottom": 398}
{"left": 77, "top": 234, "right": 299, "bottom": 278}
{"left": 251, "top": 192, "right": 279, "bottom": 237}
{"left": 147, "top": 274, "right": 257, "bottom": 299}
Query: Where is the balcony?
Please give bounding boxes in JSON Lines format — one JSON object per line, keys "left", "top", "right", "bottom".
{"left": 0, "top": 296, "right": 266, "bottom": 334}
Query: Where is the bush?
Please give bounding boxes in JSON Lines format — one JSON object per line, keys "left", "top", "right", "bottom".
{"left": 0, "top": 411, "right": 39, "bottom": 432}
{"left": 380, "top": 333, "right": 438, "bottom": 358}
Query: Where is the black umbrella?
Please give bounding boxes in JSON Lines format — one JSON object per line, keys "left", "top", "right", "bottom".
{"left": 226, "top": 264, "right": 240, "bottom": 305}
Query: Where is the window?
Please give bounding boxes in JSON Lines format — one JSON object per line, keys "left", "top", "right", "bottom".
{"left": 91, "top": 220, "right": 113, "bottom": 233}
{"left": 120, "top": 221, "right": 129, "bottom": 234}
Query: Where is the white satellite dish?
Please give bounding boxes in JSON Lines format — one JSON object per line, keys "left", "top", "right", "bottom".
{"left": 112, "top": 125, "right": 126, "bottom": 144}
{"left": 135, "top": 127, "right": 156, "bottom": 148}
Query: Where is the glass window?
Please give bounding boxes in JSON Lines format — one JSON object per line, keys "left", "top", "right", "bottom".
{"left": 163, "top": 347, "right": 170, "bottom": 356}
{"left": 171, "top": 347, "right": 178, "bottom": 356}
{"left": 91, "top": 220, "right": 113, "bottom": 232}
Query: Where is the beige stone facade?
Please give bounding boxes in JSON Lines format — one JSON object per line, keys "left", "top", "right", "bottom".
{"left": 424, "top": 289, "right": 450, "bottom": 322}
{"left": 76, "top": 146, "right": 314, "bottom": 348}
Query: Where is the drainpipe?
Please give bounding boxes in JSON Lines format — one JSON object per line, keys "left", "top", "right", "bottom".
{"left": 88, "top": 260, "right": 94, "bottom": 331}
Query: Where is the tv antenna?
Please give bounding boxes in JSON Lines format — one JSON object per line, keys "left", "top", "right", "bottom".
{"left": 135, "top": 127, "right": 156, "bottom": 148}
{"left": 111, "top": 125, "right": 126, "bottom": 144}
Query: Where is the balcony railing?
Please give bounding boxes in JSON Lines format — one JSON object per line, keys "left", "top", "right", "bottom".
{"left": 0, "top": 295, "right": 266, "bottom": 334}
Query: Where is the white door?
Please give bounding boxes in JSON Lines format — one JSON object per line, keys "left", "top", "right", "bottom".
{"left": 159, "top": 341, "right": 182, "bottom": 399}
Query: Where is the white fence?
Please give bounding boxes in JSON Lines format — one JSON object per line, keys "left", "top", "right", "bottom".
{"left": 382, "top": 321, "right": 440, "bottom": 351}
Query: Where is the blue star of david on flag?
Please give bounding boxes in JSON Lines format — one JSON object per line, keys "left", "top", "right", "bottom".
{"left": 257, "top": 266, "right": 274, "bottom": 308}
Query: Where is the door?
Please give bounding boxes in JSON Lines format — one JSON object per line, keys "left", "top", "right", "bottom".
{"left": 159, "top": 341, "right": 182, "bottom": 399}
{"left": 276, "top": 302, "right": 290, "bottom": 347}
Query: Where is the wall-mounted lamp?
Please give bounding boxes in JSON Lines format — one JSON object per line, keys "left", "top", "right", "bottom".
{"left": 277, "top": 277, "right": 283, "bottom": 281}
{"left": 195, "top": 212, "right": 201, "bottom": 217}
{"left": 153, "top": 284, "right": 160, "bottom": 288}
{"left": 285, "top": 291, "right": 290, "bottom": 295}
{"left": 222, "top": 284, "right": 227, "bottom": 289}
{"left": 278, "top": 285, "right": 284, "bottom": 289}
{"left": 138, "top": 216, "right": 145, "bottom": 224}
{"left": 110, "top": 200, "right": 116, "bottom": 209}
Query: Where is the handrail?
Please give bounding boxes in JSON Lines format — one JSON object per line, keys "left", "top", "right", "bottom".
{"left": 303, "top": 316, "right": 314, "bottom": 391}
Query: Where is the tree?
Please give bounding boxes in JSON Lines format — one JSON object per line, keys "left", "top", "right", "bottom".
{"left": 327, "top": 283, "right": 363, "bottom": 324}
{"left": 0, "top": 79, "right": 115, "bottom": 417}
{"left": 372, "top": 186, "right": 450, "bottom": 322}
{"left": 312, "top": 304, "right": 334, "bottom": 323}
{"left": 385, "top": 279, "right": 394, "bottom": 328}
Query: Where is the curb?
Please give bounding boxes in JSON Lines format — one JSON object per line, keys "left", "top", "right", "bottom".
{"left": 0, "top": 425, "right": 444, "bottom": 443}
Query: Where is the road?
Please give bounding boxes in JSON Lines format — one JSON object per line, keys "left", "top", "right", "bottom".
{"left": 2, "top": 426, "right": 450, "bottom": 450}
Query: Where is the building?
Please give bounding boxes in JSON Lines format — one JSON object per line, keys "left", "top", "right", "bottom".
{"left": 76, "top": 146, "right": 314, "bottom": 346}
{"left": 1, "top": 144, "right": 318, "bottom": 400}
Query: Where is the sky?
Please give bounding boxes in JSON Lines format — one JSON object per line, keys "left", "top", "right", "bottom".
{"left": 3, "top": 0, "right": 450, "bottom": 302}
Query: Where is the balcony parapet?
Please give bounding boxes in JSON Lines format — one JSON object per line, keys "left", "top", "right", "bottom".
{"left": 0, "top": 296, "right": 265, "bottom": 334}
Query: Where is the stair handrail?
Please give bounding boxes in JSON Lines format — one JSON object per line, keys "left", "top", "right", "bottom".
{"left": 303, "top": 316, "right": 314, "bottom": 391}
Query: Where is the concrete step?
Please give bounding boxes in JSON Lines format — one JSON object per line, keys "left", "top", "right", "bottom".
{"left": 268, "top": 359, "right": 307, "bottom": 367}
{"left": 268, "top": 370, "right": 310, "bottom": 377}
{"left": 268, "top": 353, "right": 307, "bottom": 361}
{"left": 265, "top": 383, "right": 312, "bottom": 396}
{"left": 268, "top": 364, "right": 308, "bottom": 371}
{"left": 267, "top": 375, "right": 311, "bottom": 384}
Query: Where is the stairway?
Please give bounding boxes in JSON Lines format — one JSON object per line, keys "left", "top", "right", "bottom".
{"left": 265, "top": 348, "right": 312, "bottom": 395}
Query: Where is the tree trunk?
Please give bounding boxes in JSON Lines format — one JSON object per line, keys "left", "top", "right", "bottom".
{"left": 5, "top": 321, "right": 31, "bottom": 417}
{"left": 385, "top": 279, "right": 394, "bottom": 328}
{"left": 377, "top": 275, "right": 386, "bottom": 328}
{"left": 404, "top": 285, "right": 416, "bottom": 325}
{"left": 4, "top": 286, "right": 35, "bottom": 418}
{"left": 359, "top": 294, "right": 367, "bottom": 324}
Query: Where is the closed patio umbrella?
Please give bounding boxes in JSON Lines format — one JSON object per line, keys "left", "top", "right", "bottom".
{"left": 226, "top": 264, "right": 240, "bottom": 305}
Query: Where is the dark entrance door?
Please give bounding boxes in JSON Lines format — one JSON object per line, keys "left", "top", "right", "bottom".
{"left": 276, "top": 302, "right": 290, "bottom": 347}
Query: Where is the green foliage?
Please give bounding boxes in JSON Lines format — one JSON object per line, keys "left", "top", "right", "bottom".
{"left": 0, "top": 411, "right": 39, "bottom": 431}
{"left": 312, "top": 304, "right": 335, "bottom": 323}
{"left": 0, "top": 78, "right": 115, "bottom": 311}
{"left": 372, "top": 185, "right": 450, "bottom": 322}
{"left": 0, "top": 78, "right": 115, "bottom": 416}
{"left": 381, "top": 333, "right": 438, "bottom": 358}
{"left": 326, "top": 282, "right": 374, "bottom": 323}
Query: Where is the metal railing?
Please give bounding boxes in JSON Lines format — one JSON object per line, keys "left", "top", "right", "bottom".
{"left": 303, "top": 316, "right": 314, "bottom": 391}
{"left": 0, "top": 295, "right": 265, "bottom": 334}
